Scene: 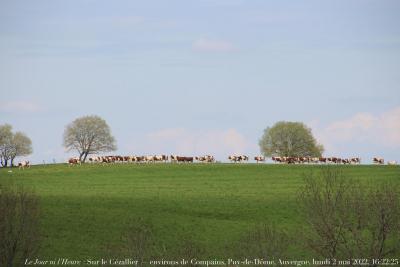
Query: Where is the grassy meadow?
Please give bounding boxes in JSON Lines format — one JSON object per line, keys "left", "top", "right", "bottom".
{"left": 0, "top": 163, "right": 399, "bottom": 263}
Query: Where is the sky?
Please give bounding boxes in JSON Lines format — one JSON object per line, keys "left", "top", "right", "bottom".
{"left": 0, "top": 0, "right": 399, "bottom": 164}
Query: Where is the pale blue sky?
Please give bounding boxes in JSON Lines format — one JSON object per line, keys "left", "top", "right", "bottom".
{"left": 1, "top": 0, "right": 399, "bottom": 163}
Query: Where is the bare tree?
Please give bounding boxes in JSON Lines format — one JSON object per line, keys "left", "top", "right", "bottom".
{"left": 0, "top": 185, "right": 40, "bottom": 267}
{"left": 63, "top": 115, "right": 117, "bottom": 162}
{"left": 0, "top": 124, "right": 13, "bottom": 167}
{"left": 10, "top": 132, "right": 32, "bottom": 166}
{"left": 299, "top": 167, "right": 400, "bottom": 266}
{"left": 0, "top": 125, "right": 32, "bottom": 167}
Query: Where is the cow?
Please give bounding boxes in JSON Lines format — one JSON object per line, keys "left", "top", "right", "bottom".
{"left": 134, "top": 156, "right": 146, "bottom": 163}
{"left": 195, "top": 156, "right": 207, "bottom": 163}
{"left": 170, "top": 155, "right": 178, "bottom": 163}
{"left": 373, "top": 157, "right": 384, "bottom": 164}
{"left": 151, "top": 155, "right": 168, "bottom": 163}
{"left": 196, "top": 155, "right": 215, "bottom": 163}
{"left": 387, "top": 161, "right": 397, "bottom": 165}
{"left": 177, "top": 156, "right": 193, "bottom": 163}
{"left": 18, "top": 160, "right": 30, "bottom": 169}
{"left": 68, "top": 158, "right": 81, "bottom": 165}
{"left": 350, "top": 157, "right": 361, "bottom": 164}
{"left": 239, "top": 155, "right": 249, "bottom": 162}
{"left": 254, "top": 156, "right": 265, "bottom": 163}
{"left": 161, "top": 155, "right": 169, "bottom": 162}
{"left": 228, "top": 155, "right": 239, "bottom": 163}
{"left": 170, "top": 155, "right": 193, "bottom": 163}
{"left": 144, "top": 155, "right": 155, "bottom": 163}
{"left": 228, "top": 155, "right": 247, "bottom": 163}
{"left": 272, "top": 156, "right": 283, "bottom": 163}
{"left": 286, "top": 157, "right": 296, "bottom": 164}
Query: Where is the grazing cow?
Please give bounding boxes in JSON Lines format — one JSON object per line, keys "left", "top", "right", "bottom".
{"left": 144, "top": 155, "right": 155, "bottom": 163}
{"left": 286, "top": 157, "right": 296, "bottom": 164}
{"left": 176, "top": 156, "right": 193, "bottom": 163}
{"left": 239, "top": 155, "right": 249, "bottom": 162}
{"left": 373, "top": 157, "right": 384, "bottom": 164}
{"left": 18, "top": 160, "right": 30, "bottom": 169}
{"left": 350, "top": 157, "right": 361, "bottom": 164}
{"left": 228, "top": 155, "right": 238, "bottom": 163}
{"left": 319, "top": 157, "right": 327, "bottom": 163}
{"left": 170, "top": 155, "right": 178, "bottom": 163}
{"left": 170, "top": 155, "right": 193, "bottom": 163}
{"left": 196, "top": 155, "right": 215, "bottom": 163}
{"left": 161, "top": 155, "right": 169, "bottom": 162}
{"left": 272, "top": 156, "right": 283, "bottom": 163}
{"left": 228, "top": 155, "right": 248, "bottom": 163}
{"left": 195, "top": 156, "right": 207, "bottom": 163}
{"left": 254, "top": 156, "right": 265, "bottom": 163}
{"left": 89, "top": 156, "right": 102, "bottom": 163}
{"left": 387, "top": 161, "right": 397, "bottom": 165}
{"left": 151, "top": 155, "right": 168, "bottom": 163}
{"left": 135, "top": 156, "right": 146, "bottom": 163}
{"left": 68, "top": 158, "right": 81, "bottom": 165}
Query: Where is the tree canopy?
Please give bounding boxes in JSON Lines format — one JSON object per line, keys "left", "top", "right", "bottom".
{"left": 0, "top": 124, "right": 33, "bottom": 167}
{"left": 63, "top": 115, "right": 117, "bottom": 162}
{"left": 259, "top": 121, "right": 323, "bottom": 157}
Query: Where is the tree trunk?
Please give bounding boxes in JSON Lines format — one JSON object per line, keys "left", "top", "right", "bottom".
{"left": 10, "top": 156, "right": 15, "bottom": 167}
{"left": 79, "top": 152, "right": 84, "bottom": 162}
{"left": 82, "top": 152, "right": 89, "bottom": 163}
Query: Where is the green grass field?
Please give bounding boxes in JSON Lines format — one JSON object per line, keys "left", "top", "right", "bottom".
{"left": 1, "top": 163, "right": 399, "bottom": 264}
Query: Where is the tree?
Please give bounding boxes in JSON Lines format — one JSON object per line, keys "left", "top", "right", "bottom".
{"left": 63, "top": 115, "right": 117, "bottom": 163}
{"left": 299, "top": 168, "right": 400, "bottom": 264}
{"left": 259, "top": 121, "right": 323, "bottom": 157}
{"left": 0, "top": 125, "right": 32, "bottom": 167}
{"left": 0, "top": 124, "right": 13, "bottom": 167}
{"left": 10, "top": 132, "right": 32, "bottom": 167}
{"left": 0, "top": 185, "right": 40, "bottom": 267}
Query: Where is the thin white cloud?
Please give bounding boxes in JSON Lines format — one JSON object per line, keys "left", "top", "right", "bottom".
{"left": 192, "top": 38, "right": 236, "bottom": 53}
{"left": 0, "top": 100, "right": 42, "bottom": 113}
{"left": 312, "top": 107, "right": 400, "bottom": 155}
{"left": 128, "top": 128, "right": 255, "bottom": 159}
{"left": 109, "top": 16, "right": 145, "bottom": 27}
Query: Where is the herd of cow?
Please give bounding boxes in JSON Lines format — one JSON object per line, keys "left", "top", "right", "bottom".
{"left": 66, "top": 155, "right": 398, "bottom": 165}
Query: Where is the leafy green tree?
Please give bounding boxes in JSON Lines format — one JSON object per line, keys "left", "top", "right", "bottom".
{"left": 63, "top": 115, "right": 117, "bottom": 163}
{"left": 259, "top": 121, "right": 323, "bottom": 157}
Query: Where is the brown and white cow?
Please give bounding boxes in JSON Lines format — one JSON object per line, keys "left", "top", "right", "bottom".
{"left": 254, "top": 156, "right": 265, "bottom": 163}
{"left": 68, "top": 158, "right": 81, "bottom": 165}
{"left": 195, "top": 155, "right": 215, "bottom": 163}
{"left": 271, "top": 156, "right": 283, "bottom": 163}
{"left": 18, "top": 160, "right": 30, "bottom": 169}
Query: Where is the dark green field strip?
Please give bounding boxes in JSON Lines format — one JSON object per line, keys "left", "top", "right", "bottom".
{"left": 38, "top": 195, "right": 300, "bottom": 259}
